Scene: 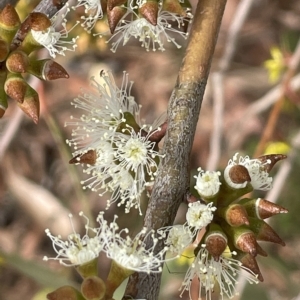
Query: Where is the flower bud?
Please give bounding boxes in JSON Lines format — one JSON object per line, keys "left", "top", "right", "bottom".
{"left": 0, "top": 38, "right": 9, "bottom": 61}
{"left": 6, "top": 50, "right": 29, "bottom": 73}
{"left": 218, "top": 203, "right": 249, "bottom": 227}
{"left": 236, "top": 231, "right": 258, "bottom": 257}
{"left": 20, "top": 13, "right": 52, "bottom": 55}
{"left": 227, "top": 164, "right": 251, "bottom": 187}
{"left": 81, "top": 276, "right": 106, "bottom": 300}
{"left": 162, "top": 0, "right": 185, "bottom": 16}
{"left": 28, "top": 12, "right": 52, "bottom": 31}
{"left": 4, "top": 73, "right": 27, "bottom": 103}
{"left": 147, "top": 121, "right": 167, "bottom": 143}
{"left": 107, "top": 6, "right": 127, "bottom": 34}
{"left": 248, "top": 217, "right": 285, "bottom": 246}
{"left": 235, "top": 251, "right": 264, "bottom": 282}
{"left": 105, "top": 260, "right": 134, "bottom": 298}
{"left": 0, "top": 4, "right": 21, "bottom": 44}
{"left": 218, "top": 172, "right": 253, "bottom": 206}
{"left": 17, "top": 85, "right": 40, "bottom": 124}
{"left": 107, "top": 0, "right": 127, "bottom": 11}
{"left": 76, "top": 258, "right": 99, "bottom": 279}
{"left": 240, "top": 198, "right": 288, "bottom": 219}
{"left": 256, "top": 242, "right": 267, "bottom": 257}
{"left": 139, "top": 0, "right": 159, "bottom": 26}
{"left": 69, "top": 149, "right": 97, "bottom": 165}
{"left": 222, "top": 222, "right": 258, "bottom": 256}
{"left": 204, "top": 223, "right": 227, "bottom": 261}
{"left": 257, "top": 154, "right": 287, "bottom": 173}
{"left": 27, "top": 59, "right": 69, "bottom": 80}
{"left": 47, "top": 286, "right": 84, "bottom": 300}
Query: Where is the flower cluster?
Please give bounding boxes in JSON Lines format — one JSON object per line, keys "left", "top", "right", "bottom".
{"left": 66, "top": 70, "right": 164, "bottom": 214}
{"left": 155, "top": 153, "right": 288, "bottom": 299}
{"left": 106, "top": 0, "right": 193, "bottom": 52}
{"left": 44, "top": 212, "right": 167, "bottom": 274}
{"left": 72, "top": 0, "right": 193, "bottom": 52}
{"left": 180, "top": 245, "right": 259, "bottom": 300}
{"left": 0, "top": 6, "right": 72, "bottom": 122}
{"left": 44, "top": 153, "right": 287, "bottom": 300}
{"left": 44, "top": 212, "right": 108, "bottom": 266}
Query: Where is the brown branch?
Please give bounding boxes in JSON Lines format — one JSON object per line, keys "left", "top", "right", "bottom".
{"left": 123, "top": 0, "right": 227, "bottom": 299}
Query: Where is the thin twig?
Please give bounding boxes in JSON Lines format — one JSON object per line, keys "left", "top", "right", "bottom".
{"left": 228, "top": 72, "right": 300, "bottom": 148}
{"left": 254, "top": 38, "right": 300, "bottom": 156}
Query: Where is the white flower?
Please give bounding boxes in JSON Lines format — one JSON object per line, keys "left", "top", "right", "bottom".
{"left": 225, "top": 153, "right": 273, "bottom": 190}
{"left": 180, "top": 245, "right": 259, "bottom": 300}
{"left": 73, "top": 0, "right": 103, "bottom": 32}
{"left": 66, "top": 70, "right": 140, "bottom": 149}
{"left": 66, "top": 70, "right": 163, "bottom": 214}
{"left": 194, "top": 168, "right": 221, "bottom": 198}
{"left": 43, "top": 212, "right": 108, "bottom": 266}
{"left": 158, "top": 224, "right": 193, "bottom": 256}
{"left": 105, "top": 227, "right": 166, "bottom": 273}
{"left": 31, "top": 9, "right": 79, "bottom": 58}
{"left": 107, "top": 1, "right": 193, "bottom": 52}
{"left": 186, "top": 202, "right": 216, "bottom": 233}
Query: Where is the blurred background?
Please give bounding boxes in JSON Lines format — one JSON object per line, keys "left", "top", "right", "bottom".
{"left": 0, "top": 0, "right": 300, "bottom": 299}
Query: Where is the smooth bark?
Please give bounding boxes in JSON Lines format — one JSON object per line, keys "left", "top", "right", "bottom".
{"left": 124, "top": 0, "right": 227, "bottom": 299}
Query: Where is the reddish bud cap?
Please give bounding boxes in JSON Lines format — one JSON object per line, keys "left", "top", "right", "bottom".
{"left": 224, "top": 204, "right": 249, "bottom": 227}
{"left": 256, "top": 198, "right": 288, "bottom": 219}
{"left": 229, "top": 165, "right": 251, "bottom": 185}
{"left": 29, "top": 12, "right": 51, "bottom": 31}
{"left": 47, "top": 286, "right": 84, "bottom": 300}
{"left": 162, "top": 0, "right": 185, "bottom": 15}
{"left": 42, "top": 60, "right": 69, "bottom": 80}
{"left": 257, "top": 154, "right": 287, "bottom": 173}
{"left": 81, "top": 276, "right": 106, "bottom": 300}
{"left": 6, "top": 50, "right": 29, "bottom": 73}
{"left": 4, "top": 75, "right": 27, "bottom": 103}
{"left": 0, "top": 4, "right": 21, "bottom": 28}
{"left": 237, "top": 252, "right": 264, "bottom": 282}
{"left": 205, "top": 232, "right": 227, "bottom": 261}
{"left": 139, "top": 1, "right": 158, "bottom": 26}
{"left": 236, "top": 231, "right": 258, "bottom": 257}
{"left": 107, "top": 6, "right": 127, "bottom": 34}
{"left": 18, "top": 87, "right": 40, "bottom": 123}
{"left": 248, "top": 217, "right": 285, "bottom": 246}
{"left": 69, "top": 149, "right": 97, "bottom": 165}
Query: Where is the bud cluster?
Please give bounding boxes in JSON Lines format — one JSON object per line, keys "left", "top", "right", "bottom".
{"left": 1, "top": 0, "right": 193, "bottom": 122}
{"left": 180, "top": 153, "right": 288, "bottom": 299}
{"left": 0, "top": 5, "right": 71, "bottom": 122}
